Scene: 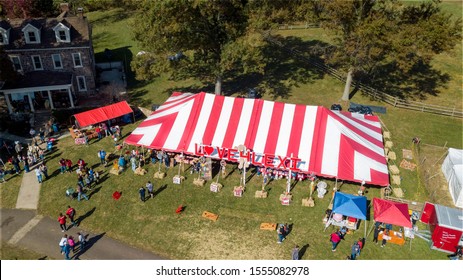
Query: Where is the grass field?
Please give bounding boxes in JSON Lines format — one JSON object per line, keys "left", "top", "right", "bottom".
{"left": 1, "top": 3, "right": 461, "bottom": 260}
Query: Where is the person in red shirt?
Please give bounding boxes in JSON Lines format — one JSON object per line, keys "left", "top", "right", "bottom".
{"left": 66, "top": 205, "right": 77, "bottom": 227}
{"left": 66, "top": 159, "right": 73, "bottom": 173}
{"left": 58, "top": 213, "right": 67, "bottom": 232}
{"left": 77, "top": 159, "right": 86, "bottom": 169}
{"left": 330, "top": 230, "right": 341, "bottom": 251}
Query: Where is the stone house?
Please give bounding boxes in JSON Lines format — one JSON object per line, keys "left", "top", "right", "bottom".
{"left": 0, "top": 6, "right": 96, "bottom": 114}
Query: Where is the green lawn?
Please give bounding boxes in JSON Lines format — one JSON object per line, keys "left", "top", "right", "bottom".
{"left": 0, "top": 242, "right": 50, "bottom": 260}
{"left": 1, "top": 6, "right": 461, "bottom": 260}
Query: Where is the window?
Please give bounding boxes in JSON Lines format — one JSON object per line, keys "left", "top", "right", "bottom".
{"left": 9, "top": 56, "right": 22, "bottom": 71}
{"left": 77, "top": 76, "right": 87, "bottom": 91}
{"left": 52, "top": 54, "right": 62, "bottom": 69}
{"left": 31, "top": 55, "right": 43, "bottom": 70}
{"left": 53, "top": 23, "right": 70, "bottom": 43}
{"left": 58, "top": 30, "right": 67, "bottom": 41}
{"left": 72, "top": 53, "right": 82, "bottom": 67}
{"left": 22, "top": 24, "right": 40, "bottom": 44}
{"left": 0, "top": 28, "right": 8, "bottom": 45}
{"left": 28, "top": 31, "right": 37, "bottom": 42}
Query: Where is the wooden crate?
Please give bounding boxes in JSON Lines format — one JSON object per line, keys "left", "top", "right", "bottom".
{"left": 260, "top": 223, "right": 277, "bottom": 231}
{"left": 202, "top": 211, "right": 218, "bottom": 222}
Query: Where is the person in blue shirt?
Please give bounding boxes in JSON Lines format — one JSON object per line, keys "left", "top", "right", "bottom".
{"left": 118, "top": 155, "right": 126, "bottom": 169}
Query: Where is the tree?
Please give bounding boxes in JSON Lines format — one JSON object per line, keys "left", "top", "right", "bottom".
{"left": 0, "top": 0, "right": 56, "bottom": 18}
{"left": 131, "top": 0, "right": 272, "bottom": 95}
{"left": 312, "top": 0, "right": 461, "bottom": 101}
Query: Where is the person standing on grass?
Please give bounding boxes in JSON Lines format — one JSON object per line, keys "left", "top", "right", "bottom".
{"left": 35, "top": 167, "right": 43, "bottom": 183}
{"left": 292, "top": 245, "right": 300, "bottom": 260}
{"left": 350, "top": 242, "right": 360, "bottom": 260}
{"left": 330, "top": 230, "right": 341, "bottom": 251}
{"left": 58, "top": 213, "right": 67, "bottom": 232}
{"left": 373, "top": 225, "right": 381, "bottom": 244}
{"left": 381, "top": 229, "right": 390, "bottom": 248}
{"left": 146, "top": 181, "right": 154, "bottom": 199}
{"left": 59, "top": 158, "right": 66, "bottom": 173}
{"left": 98, "top": 149, "right": 107, "bottom": 166}
{"left": 40, "top": 163, "right": 48, "bottom": 179}
{"left": 78, "top": 232, "right": 87, "bottom": 251}
{"left": 59, "top": 234, "right": 68, "bottom": 254}
{"left": 277, "top": 224, "right": 285, "bottom": 244}
{"left": 66, "top": 205, "right": 77, "bottom": 227}
{"left": 139, "top": 186, "right": 146, "bottom": 202}
{"left": 77, "top": 184, "right": 89, "bottom": 201}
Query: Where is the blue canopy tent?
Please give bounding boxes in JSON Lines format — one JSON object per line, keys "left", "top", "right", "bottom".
{"left": 324, "top": 192, "right": 368, "bottom": 237}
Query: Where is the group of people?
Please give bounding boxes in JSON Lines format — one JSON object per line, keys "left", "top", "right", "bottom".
{"left": 138, "top": 181, "right": 155, "bottom": 202}
{"left": 59, "top": 232, "right": 87, "bottom": 260}
{"left": 277, "top": 223, "right": 290, "bottom": 244}
{"left": 329, "top": 227, "right": 364, "bottom": 260}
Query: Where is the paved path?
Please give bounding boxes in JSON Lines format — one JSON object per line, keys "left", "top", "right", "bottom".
{"left": 1, "top": 209, "right": 164, "bottom": 260}
{"left": 1, "top": 130, "right": 165, "bottom": 260}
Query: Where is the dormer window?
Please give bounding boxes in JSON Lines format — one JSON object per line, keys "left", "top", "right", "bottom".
{"left": 22, "top": 23, "right": 41, "bottom": 44}
{"left": 0, "top": 27, "right": 10, "bottom": 45}
{"left": 53, "top": 22, "right": 70, "bottom": 43}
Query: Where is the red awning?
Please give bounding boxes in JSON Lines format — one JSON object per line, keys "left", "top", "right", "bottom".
{"left": 73, "top": 101, "right": 133, "bottom": 128}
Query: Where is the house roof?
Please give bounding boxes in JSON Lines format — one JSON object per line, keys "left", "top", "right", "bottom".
{"left": 0, "top": 15, "right": 90, "bottom": 50}
{"left": 1, "top": 71, "right": 73, "bottom": 90}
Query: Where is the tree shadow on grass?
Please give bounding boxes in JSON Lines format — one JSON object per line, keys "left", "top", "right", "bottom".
{"left": 365, "top": 60, "right": 451, "bottom": 100}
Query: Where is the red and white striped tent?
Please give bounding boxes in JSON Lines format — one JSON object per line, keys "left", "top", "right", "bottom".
{"left": 125, "top": 92, "right": 389, "bottom": 186}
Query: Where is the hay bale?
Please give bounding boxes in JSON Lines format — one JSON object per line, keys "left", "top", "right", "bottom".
{"left": 389, "top": 165, "right": 400, "bottom": 175}
{"left": 392, "top": 175, "right": 401, "bottom": 185}
{"left": 135, "top": 167, "right": 147, "bottom": 175}
{"left": 109, "top": 168, "right": 121, "bottom": 175}
{"left": 385, "top": 141, "right": 393, "bottom": 148}
{"left": 153, "top": 171, "right": 166, "bottom": 179}
{"left": 173, "top": 175, "right": 185, "bottom": 184}
{"left": 233, "top": 186, "right": 244, "bottom": 197}
{"left": 255, "top": 190, "right": 268, "bottom": 198}
{"left": 393, "top": 187, "right": 404, "bottom": 197}
{"left": 210, "top": 182, "right": 223, "bottom": 192}
{"left": 383, "top": 131, "right": 391, "bottom": 139}
{"left": 387, "top": 151, "right": 397, "bottom": 161}
{"left": 302, "top": 197, "right": 315, "bottom": 207}
{"left": 193, "top": 178, "right": 205, "bottom": 186}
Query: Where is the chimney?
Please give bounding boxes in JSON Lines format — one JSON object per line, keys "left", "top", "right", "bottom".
{"left": 77, "top": 7, "right": 84, "bottom": 18}
{"left": 60, "top": 3, "right": 70, "bottom": 13}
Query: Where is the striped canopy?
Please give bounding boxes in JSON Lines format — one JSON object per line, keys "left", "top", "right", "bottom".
{"left": 125, "top": 92, "right": 389, "bottom": 186}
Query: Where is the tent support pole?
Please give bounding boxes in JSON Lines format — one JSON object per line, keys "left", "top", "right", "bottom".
{"left": 367, "top": 220, "right": 375, "bottom": 237}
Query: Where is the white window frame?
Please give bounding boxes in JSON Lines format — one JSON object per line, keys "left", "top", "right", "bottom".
{"left": 22, "top": 24, "right": 41, "bottom": 44}
{"left": 53, "top": 23, "right": 70, "bottom": 43}
{"left": 72, "top": 53, "right": 83, "bottom": 67}
{"left": 9, "top": 55, "right": 22, "bottom": 72}
{"left": 31, "top": 55, "right": 43, "bottom": 70}
{"left": 52, "top": 54, "right": 63, "bottom": 69}
{"left": 76, "top": 76, "right": 87, "bottom": 91}
{"left": 0, "top": 27, "right": 8, "bottom": 45}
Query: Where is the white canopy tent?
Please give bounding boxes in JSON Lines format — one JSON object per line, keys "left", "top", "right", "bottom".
{"left": 441, "top": 148, "right": 463, "bottom": 208}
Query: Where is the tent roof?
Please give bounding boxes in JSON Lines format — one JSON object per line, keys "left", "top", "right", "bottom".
{"left": 125, "top": 92, "right": 389, "bottom": 186}
{"left": 442, "top": 148, "right": 463, "bottom": 208}
{"left": 373, "top": 198, "right": 412, "bottom": 228}
{"left": 435, "top": 204, "right": 463, "bottom": 231}
{"left": 332, "top": 192, "right": 367, "bottom": 220}
{"left": 73, "top": 101, "right": 133, "bottom": 128}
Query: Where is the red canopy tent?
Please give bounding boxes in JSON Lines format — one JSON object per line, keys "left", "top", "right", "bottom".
{"left": 373, "top": 198, "right": 412, "bottom": 228}
{"left": 73, "top": 101, "right": 134, "bottom": 128}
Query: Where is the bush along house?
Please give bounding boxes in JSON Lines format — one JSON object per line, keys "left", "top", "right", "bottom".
{"left": 0, "top": 5, "right": 96, "bottom": 114}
